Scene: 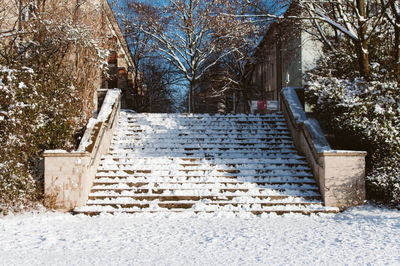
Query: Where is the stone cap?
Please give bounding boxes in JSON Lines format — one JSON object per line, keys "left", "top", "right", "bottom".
{"left": 321, "top": 150, "right": 367, "bottom": 156}
{"left": 43, "top": 150, "right": 90, "bottom": 157}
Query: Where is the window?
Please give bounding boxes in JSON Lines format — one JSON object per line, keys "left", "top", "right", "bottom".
{"left": 271, "top": 63, "right": 274, "bottom": 78}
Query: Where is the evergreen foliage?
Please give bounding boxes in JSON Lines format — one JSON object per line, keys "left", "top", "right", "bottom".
{"left": 303, "top": 0, "right": 399, "bottom": 207}
{"left": 0, "top": 1, "right": 108, "bottom": 214}
{"left": 305, "top": 55, "right": 400, "bottom": 207}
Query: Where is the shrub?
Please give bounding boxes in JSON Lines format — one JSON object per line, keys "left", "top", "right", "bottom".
{"left": 305, "top": 54, "right": 400, "bottom": 207}
{"left": 0, "top": 64, "right": 82, "bottom": 214}
{"left": 0, "top": 1, "right": 109, "bottom": 214}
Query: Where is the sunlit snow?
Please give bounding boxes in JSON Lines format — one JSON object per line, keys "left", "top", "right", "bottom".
{"left": 0, "top": 205, "right": 399, "bottom": 265}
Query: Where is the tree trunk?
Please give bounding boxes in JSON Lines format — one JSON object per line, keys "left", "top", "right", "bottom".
{"left": 395, "top": 26, "right": 400, "bottom": 75}
{"left": 392, "top": 1, "right": 400, "bottom": 75}
{"left": 356, "top": 40, "right": 370, "bottom": 78}
{"left": 189, "top": 79, "right": 196, "bottom": 113}
{"left": 18, "top": 0, "right": 23, "bottom": 31}
{"left": 188, "top": 87, "right": 192, "bottom": 113}
{"left": 356, "top": 0, "right": 370, "bottom": 78}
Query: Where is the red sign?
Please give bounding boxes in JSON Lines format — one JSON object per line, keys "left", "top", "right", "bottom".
{"left": 257, "top": 100, "right": 267, "bottom": 111}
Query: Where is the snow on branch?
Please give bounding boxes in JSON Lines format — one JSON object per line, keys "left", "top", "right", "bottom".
{"left": 310, "top": 5, "right": 359, "bottom": 41}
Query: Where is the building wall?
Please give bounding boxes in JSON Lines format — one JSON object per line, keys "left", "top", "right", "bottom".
{"left": 100, "top": 1, "right": 137, "bottom": 109}
{"left": 300, "top": 27, "right": 324, "bottom": 75}
{"left": 0, "top": 1, "right": 19, "bottom": 32}
{"left": 250, "top": 25, "right": 280, "bottom": 101}
{"left": 248, "top": 20, "right": 323, "bottom": 103}
{"left": 1, "top": 0, "right": 137, "bottom": 111}
{"left": 280, "top": 30, "right": 302, "bottom": 88}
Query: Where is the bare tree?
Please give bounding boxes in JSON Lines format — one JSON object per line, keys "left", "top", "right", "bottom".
{"left": 226, "top": 0, "right": 398, "bottom": 79}
{"left": 301, "top": 0, "right": 397, "bottom": 78}
{"left": 140, "top": 59, "right": 182, "bottom": 113}
{"left": 386, "top": 1, "right": 400, "bottom": 74}
{"left": 196, "top": 39, "right": 260, "bottom": 113}
{"left": 112, "top": 0, "right": 162, "bottom": 107}
{"left": 126, "top": 0, "right": 259, "bottom": 113}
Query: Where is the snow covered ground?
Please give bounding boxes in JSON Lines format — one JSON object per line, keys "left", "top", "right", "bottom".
{"left": 1, "top": 204, "right": 399, "bottom": 265}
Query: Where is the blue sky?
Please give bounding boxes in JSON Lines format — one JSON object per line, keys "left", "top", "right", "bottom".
{"left": 113, "top": 0, "right": 168, "bottom": 7}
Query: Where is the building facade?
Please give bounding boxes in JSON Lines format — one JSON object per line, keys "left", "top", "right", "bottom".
{"left": 247, "top": 4, "right": 323, "bottom": 104}
{"left": 0, "top": 0, "right": 138, "bottom": 112}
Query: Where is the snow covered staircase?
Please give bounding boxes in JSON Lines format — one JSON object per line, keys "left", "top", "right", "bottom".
{"left": 74, "top": 111, "right": 339, "bottom": 215}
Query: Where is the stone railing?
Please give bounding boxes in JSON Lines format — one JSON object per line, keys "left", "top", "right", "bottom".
{"left": 280, "top": 87, "right": 367, "bottom": 209}
{"left": 43, "top": 89, "right": 121, "bottom": 210}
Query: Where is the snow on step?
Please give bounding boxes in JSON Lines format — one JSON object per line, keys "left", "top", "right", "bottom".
{"left": 74, "top": 111, "right": 339, "bottom": 215}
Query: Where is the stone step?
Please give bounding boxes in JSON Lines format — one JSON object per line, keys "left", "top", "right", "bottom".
{"left": 112, "top": 140, "right": 295, "bottom": 145}
{"left": 124, "top": 116, "right": 286, "bottom": 121}
{"left": 99, "top": 157, "right": 308, "bottom": 164}
{"left": 83, "top": 201, "right": 333, "bottom": 211}
{"left": 87, "top": 194, "right": 322, "bottom": 201}
{"left": 90, "top": 187, "right": 319, "bottom": 194}
{"left": 83, "top": 201, "right": 326, "bottom": 210}
{"left": 122, "top": 123, "right": 288, "bottom": 128}
{"left": 122, "top": 118, "right": 287, "bottom": 122}
{"left": 105, "top": 152, "right": 302, "bottom": 158}
{"left": 97, "top": 169, "right": 311, "bottom": 175}
{"left": 73, "top": 209, "right": 339, "bottom": 216}
{"left": 128, "top": 117, "right": 286, "bottom": 120}
{"left": 128, "top": 112, "right": 283, "bottom": 115}
{"left": 122, "top": 124, "right": 288, "bottom": 128}
{"left": 110, "top": 143, "right": 296, "bottom": 149}
{"left": 117, "top": 134, "right": 291, "bottom": 138}
{"left": 96, "top": 170, "right": 312, "bottom": 177}
{"left": 96, "top": 166, "right": 310, "bottom": 173}
{"left": 92, "top": 179, "right": 317, "bottom": 187}
{"left": 93, "top": 176, "right": 317, "bottom": 184}
{"left": 88, "top": 189, "right": 320, "bottom": 198}
{"left": 90, "top": 180, "right": 319, "bottom": 188}
{"left": 125, "top": 114, "right": 285, "bottom": 119}
{"left": 75, "top": 111, "right": 336, "bottom": 215}
{"left": 113, "top": 141, "right": 295, "bottom": 146}
{"left": 125, "top": 113, "right": 284, "bottom": 116}
{"left": 108, "top": 147, "right": 298, "bottom": 152}
{"left": 125, "top": 119, "right": 287, "bottom": 123}
{"left": 101, "top": 154, "right": 306, "bottom": 160}
{"left": 117, "top": 135, "right": 292, "bottom": 141}
{"left": 119, "top": 129, "right": 290, "bottom": 134}
{"left": 94, "top": 173, "right": 314, "bottom": 179}
{"left": 120, "top": 125, "right": 289, "bottom": 130}
{"left": 109, "top": 148, "right": 297, "bottom": 154}
{"left": 114, "top": 136, "right": 293, "bottom": 141}
{"left": 112, "top": 144, "right": 295, "bottom": 149}
{"left": 98, "top": 162, "right": 308, "bottom": 168}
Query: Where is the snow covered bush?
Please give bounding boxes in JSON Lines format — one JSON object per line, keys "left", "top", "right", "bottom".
{"left": 302, "top": 0, "right": 399, "bottom": 206}
{"left": 368, "top": 158, "right": 400, "bottom": 206}
{"left": 305, "top": 54, "right": 400, "bottom": 207}
{"left": 0, "top": 63, "right": 83, "bottom": 214}
{"left": 0, "top": 1, "right": 109, "bottom": 214}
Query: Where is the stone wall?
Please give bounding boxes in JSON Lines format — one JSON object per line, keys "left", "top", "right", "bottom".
{"left": 280, "top": 87, "right": 367, "bottom": 209}
{"left": 43, "top": 89, "right": 121, "bottom": 211}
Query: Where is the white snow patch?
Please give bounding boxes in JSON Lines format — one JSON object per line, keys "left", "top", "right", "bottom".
{"left": 78, "top": 89, "right": 120, "bottom": 152}
{"left": 282, "top": 87, "right": 331, "bottom": 152}
{"left": 97, "top": 89, "right": 120, "bottom": 122}
{"left": 304, "top": 119, "right": 331, "bottom": 152}
{"left": 0, "top": 205, "right": 399, "bottom": 265}
{"left": 43, "top": 149, "right": 68, "bottom": 153}
{"left": 282, "top": 87, "right": 307, "bottom": 123}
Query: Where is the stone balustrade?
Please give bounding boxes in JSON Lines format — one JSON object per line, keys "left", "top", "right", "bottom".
{"left": 43, "top": 89, "right": 121, "bottom": 210}
{"left": 280, "top": 87, "right": 367, "bottom": 209}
